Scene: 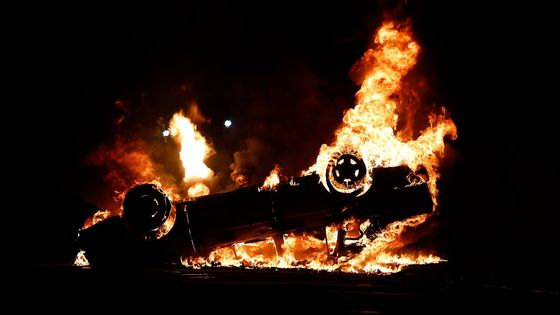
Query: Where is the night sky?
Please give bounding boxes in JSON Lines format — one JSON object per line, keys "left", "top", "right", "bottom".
{"left": 5, "top": 0, "right": 559, "bottom": 285}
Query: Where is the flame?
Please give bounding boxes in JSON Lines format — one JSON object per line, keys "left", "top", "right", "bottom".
{"left": 81, "top": 209, "right": 113, "bottom": 230}
{"left": 306, "top": 20, "right": 457, "bottom": 205}
{"left": 82, "top": 138, "right": 167, "bottom": 229}
{"left": 185, "top": 20, "right": 455, "bottom": 274}
{"left": 184, "top": 215, "right": 442, "bottom": 274}
{"left": 169, "top": 111, "right": 214, "bottom": 197}
{"left": 73, "top": 250, "right": 90, "bottom": 267}
{"left": 232, "top": 173, "right": 249, "bottom": 187}
{"left": 83, "top": 20, "right": 455, "bottom": 274}
{"left": 80, "top": 179, "right": 170, "bottom": 230}
{"left": 259, "top": 165, "right": 282, "bottom": 191}
{"left": 188, "top": 182, "right": 211, "bottom": 198}
{"left": 81, "top": 109, "right": 215, "bottom": 230}
{"left": 88, "top": 138, "right": 162, "bottom": 195}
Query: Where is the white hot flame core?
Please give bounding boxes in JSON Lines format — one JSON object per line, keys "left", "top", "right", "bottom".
{"left": 73, "top": 250, "right": 90, "bottom": 267}
{"left": 169, "top": 112, "right": 214, "bottom": 182}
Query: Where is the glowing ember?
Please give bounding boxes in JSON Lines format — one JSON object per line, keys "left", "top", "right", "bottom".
{"left": 259, "top": 165, "right": 282, "bottom": 191}
{"left": 73, "top": 250, "right": 90, "bottom": 267}
{"left": 184, "top": 20, "right": 456, "bottom": 274}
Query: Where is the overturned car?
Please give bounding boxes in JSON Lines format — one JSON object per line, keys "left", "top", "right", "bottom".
{"left": 78, "top": 153, "right": 433, "bottom": 266}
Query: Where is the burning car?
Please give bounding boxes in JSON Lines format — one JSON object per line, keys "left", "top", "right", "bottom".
{"left": 79, "top": 154, "right": 432, "bottom": 266}
{"left": 77, "top": 20, "right": 457, "bottom": 273}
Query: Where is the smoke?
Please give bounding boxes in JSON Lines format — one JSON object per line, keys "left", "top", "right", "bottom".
{"left": 184, "top": 102, "right": 210, "bottom": 125}
{"left": 82, "top": 94, "right": 185, "bottom": 212}
{"left": 230, "top": 137, "right": 266, "bottom": 187}
{"left": 85, "top": 138, "right": 180, "bottom": 213}
{"left": 227, "top": 61, "right": 350, "bottom": 186}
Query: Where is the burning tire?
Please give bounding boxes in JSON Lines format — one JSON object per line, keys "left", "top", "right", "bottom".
{"left": 122, "top": 183, "right": 174, "bottom": 240}
{"left": 325, "top": 152, "right": 372, "bottom": 196}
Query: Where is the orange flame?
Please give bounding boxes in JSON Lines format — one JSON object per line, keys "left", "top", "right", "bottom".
{"left": 188, "top": 182, "right": 211, "bottom": 198}
{"left": 306, "top": 21, "right": 457, "bottom": 205}
{"left": 259, "top": 165, "right": 282, "bottom": 191}
{"left": 88, "top": 138, "right": 162, "bottom": 195}
{"left": 82, "top": 138, "right": 167, "bottom": 230}
{"left": 186, "top": 20, "right": 456, "bottom": 274}
{"left": 169, "top": 111, "right": 214, "bottom": 197}
{"left": 81, "top": 209, "right": 112, "bottom": 230}
{"left": 184, "top": 215, "right": 442, "bottom": 274}
{"left": 81, "top": 109, "right": 215, "bottom": 231}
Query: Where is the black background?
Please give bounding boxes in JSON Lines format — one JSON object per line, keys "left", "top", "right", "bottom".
{"left": 4, "top": 0, "right": 559, "bottom": 286}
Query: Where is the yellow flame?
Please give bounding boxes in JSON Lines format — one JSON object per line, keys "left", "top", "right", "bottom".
{"left": 170, "top": 111, "right": 214, "bottom": 182}
{"left": 260, "top": 165, "right": 282, "bottom": 191}
{"left": 169, "top": 111, "right": 214, "bottom": 196}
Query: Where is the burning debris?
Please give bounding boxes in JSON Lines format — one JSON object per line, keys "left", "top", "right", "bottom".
{"left": 259, "top": 165, "right": 282, "bottom": 192}
{"left": 73, "top": 250, "right": 89, "bottom": 267}
{"left": 76, "top": 20, "right": 456, "bottom": 274}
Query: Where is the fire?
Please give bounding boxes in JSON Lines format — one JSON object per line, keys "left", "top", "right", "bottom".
{"left": 83, "top": 19, "right": 455, "bottom": 275}
{"left": 81, "top": 138, "right": 167, "bottom": 230}
{"left": 185, "top": 20, "right": 455, "bottom": 273}
{"left": 185, "top": 214, "right": 442, "bottom": 274}
{"left": 169, "top": 111, "right": 214, "bottom": 197}
{"left": 259, "top": 165, "right": 282, "bottom": 191}
{"left": 79, "top": 107, "right": 216, "bottom": 259}
{"left": 232, "top": 173, "right": 249, "bottom": 187}
{"left": 87, "top": 138, "right": 162, "bottom": 198}
{"left": 155, "top": 195, "right": 177, "bottom": 240}
{"left": 81, "top": 209, "right": 112, "bottom": 230}
{"left": 306, "top": 20, "right": 457, "bottom": 205}
{"left": 81, "top": 109, "right": 215, "bottom": 231}
{"left": 73, "top": 250, "right": 90, "bottom": 267}
{"left": 80, "top": 179, "right": 168, "bottom": 230}
{"left": 188, "top": 182, "right": 210, "bottom": 198}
